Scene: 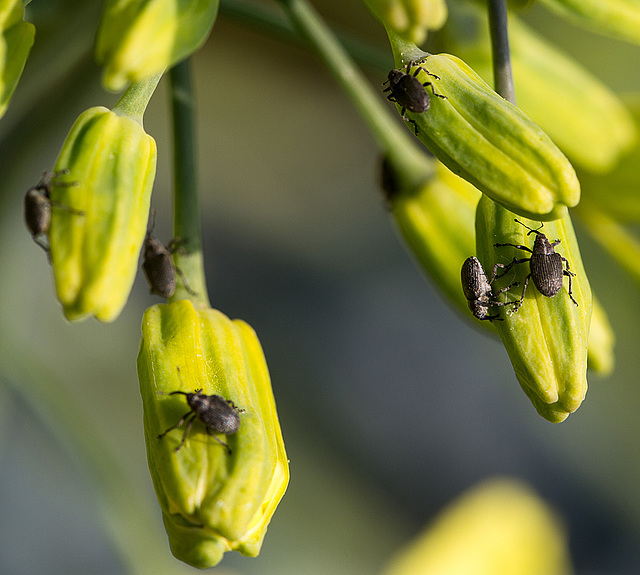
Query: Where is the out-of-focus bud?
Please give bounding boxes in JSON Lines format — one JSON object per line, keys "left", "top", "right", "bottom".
{"left": 538, "top": 0, "right": 640, "bottom": 45}
{"left": 363, "top": 0, "right": 447, "bottom": 45}
{"left": 577, "top": 96, "right": 640, "bottom": 222}
{"left": 95, "top": 0, "right": 219, "bottom": 91}
{"left": 476, "top": 195, "right": 591, "bottom": 422}
{"left": 441, "top": 6, "right": 636, "bottom": 173}
{"left": 588, "top": 295, "right": 615, "bottom": 376}
{"left": 0, "top": 0, "right": 35, "bottom": 118}
{"left": 394, "top": 54, "right": 579, "bottom": 221}
{"left": 137, "top": 299, "right": 289, "bottom": 569}
{"left": 48, "top": 103, "right": 157, "bottom": 322}
{"left": 383, "top": 157, "right": 481, "bottom": 318}
{"left": 382, "top": 478, "right": 573, "bottom": 575}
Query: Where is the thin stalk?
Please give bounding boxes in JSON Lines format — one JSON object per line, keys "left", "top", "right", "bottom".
{"left": 487, "top": 0, "right": 515, "bottom": 104}
{"left": 277, "top": 0, "right": 435, "bottom": 190}
{"left": 168, "top": 60, "right": 210, "bottom": 307}
{"left": 112, "top": 73, "right": 163, "bottom": 125}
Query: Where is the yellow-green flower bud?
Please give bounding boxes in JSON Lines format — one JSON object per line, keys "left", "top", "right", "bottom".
{"left": 95, "top": 0, "right": 219, "bottom": 91}
{"left": 393, "top": 54, "right": 580, "bottom": 221}
{"left": 476, "top": 196, "right": 591, "bottom": 422}
{"left": 385, "top": 158, "right": 481, "bottom": 317}
{"left": 0, "top": 0, "right": 35, "bottom": 118}
{"left": 538, "top": 0, "right": 640, "bottom": 45}
{"left": 363, "top": 0, "right": 447, "bottom": 45}
{"left": 442, "top": 7, "right": 637, "bottom": 172}
{"left": 382, "top": 478, "right": 573, "bottom": 575}
{"left": 48, "top": 106, "right": 157, "bottom": 322}
{"left": 587, "top": 295, "right": 615, "bottom": 376}
{"left": 137, "top": 299, "right": 289, "bottom": 569}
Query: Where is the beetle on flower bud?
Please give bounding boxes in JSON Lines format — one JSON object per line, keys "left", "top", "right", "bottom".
{"left": 394, "top": 52, "right": 580, "bottom": 220}
{"left": 158, "top": 383, "right": 244, "bottom": 453}
{"left": 138, "top": 300, "right": 289, "bottom": 568}
{"left": 495, "top": 219, "right": 578, "bottom": 308}
{"left": 476, "top": 196, "right": 591, "bottom": 422}
{"left": 24, "top": 171, "right": 84, "bottom": 253}
{"left": 384, "top": 63, "right": 446, "bottom": 133}
{"left": 461, "top": 256, "right": 520, "bottom": 322}
{"left": 47, "top": 94, "right": 157, "bottom": 322}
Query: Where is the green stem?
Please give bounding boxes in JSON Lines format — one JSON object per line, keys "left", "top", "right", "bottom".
{"left": 168, "top": 60, "right": 210, "bottom": 308}
{"left": 487, "top": 0, "right": 515, "bottom": 104}
{"left": 220, "top": 0, "right": 391, "bottom": 71}
{"left": 112, "top": 73, "right": 163, "bottom": 125}
{"left": 277, "top": 0, "right": 435, "bottom": 190}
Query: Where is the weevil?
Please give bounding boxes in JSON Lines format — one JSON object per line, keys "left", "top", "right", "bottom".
{"left": 494, "top": 219, "right": 578, "bottom": 307}
{"left": 383, "top": 61, "right": 446, "bottom": 134}
{"left": 158, "top": 385, "right": 245, "bottom": 454}
{"left": 461, "top": 256, "right": 520, "bottom": 321}
{"left": 24, "top": 171, "right": 83, "bottom": 253}
{"left": 142, "top": 212, "right": 195, "bottom": 298}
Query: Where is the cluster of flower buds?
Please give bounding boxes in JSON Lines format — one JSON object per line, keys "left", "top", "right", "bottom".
{"left": 137, "top": 300, "right": 289, "bottom": 568}
{"left": 377, "top": 30, "right": 617, "bottom": 417}
{"left": 12, "top": 2, "right": 290, "bottom": 567}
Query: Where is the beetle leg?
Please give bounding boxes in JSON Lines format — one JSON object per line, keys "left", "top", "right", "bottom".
{"left": 33, "top": 235, "right": 50, "bottom": 254}
{"left": 421, "top": 81, "right": 446, "bottom": 99}
{"left": 563, "top": 268, "right": 579, "bottom": 306}
{"left": 158, "top": 409, "right": 193, "bottom": 439}
{"left": 494, "top": 242, "right": 534, "bottom": 253}
{"left": 492, "top": 280, "right": 520, "bottom": 298}
{"left": 491, "top": 257, "right": 529, "bottom": 281}
{"left": 226, "top": 399, "right": 244, "bottom": 412}
{"left": 175, "top": 265, "right": 197, "bottom": 296}
{"left": 174, "top": 414, "right": 197, "bottom": 452}
{"left": 205, "top": 429, "right": 232, "bottom": 454}
{"left": 513, "top": 274, "right": 531, "bottom": 310}
{"left": 49, "top": 200, "right": 85, "bottom": 216}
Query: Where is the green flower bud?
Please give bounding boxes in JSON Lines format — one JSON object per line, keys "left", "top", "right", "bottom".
{"left": 538, "top": 0, "right": 640, "bottom": 45}
{"left": 391, "top": 54, "right": 580, "bottom": 221}
{"left": 382, "top": 478, "right": 573, "bottom": 575}
{"left": 442, "top": 7, "right": 637, "bottom": 172}
{"left": 384, "top": 158, "right": 481, "bottom": 318}
{"left": 48, "top": 105, "right": 157, "bottom": 322}
{"left": 137, "top": 299, "right": 289, "bottom": 569}
{"left": 476, "top": 195, "right": 591, "bottom": 422}
{"left": 363, "top": 0, "right": 447, "bottom": 44}
{"left": 95, "top": 0, "right": 219, "bottom": 91}
{"left": 588, "top": 295, "right": 615, "bottom": 376}
{"left": 0, "top": 0, "right": 35, "bottom": 118}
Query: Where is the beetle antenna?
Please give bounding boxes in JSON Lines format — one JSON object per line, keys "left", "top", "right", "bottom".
{"left": 514, "top": 218, "right": 543, "bottom": 236}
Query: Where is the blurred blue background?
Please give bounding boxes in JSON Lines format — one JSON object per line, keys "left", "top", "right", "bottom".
{"left": 2, "top": 1, "right": 640, "bottom": 573}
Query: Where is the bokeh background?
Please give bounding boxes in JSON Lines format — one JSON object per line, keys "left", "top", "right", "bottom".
{"left": 2, "top": 1, "right": 640, "bottom": 573}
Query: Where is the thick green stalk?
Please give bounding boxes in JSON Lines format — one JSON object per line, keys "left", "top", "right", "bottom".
{"left": 168, "top": 60, "right": 210, "bottom": 307}
{"left": 112, "top": 73, "right": 163, "bottom": 125}
{"left": 487, "top": 0, "right": 516, "bottom": 103}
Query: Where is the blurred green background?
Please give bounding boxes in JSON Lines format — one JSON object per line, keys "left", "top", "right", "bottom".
{"left": 2, "top": 1, "right": 640, "bottom": 573}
